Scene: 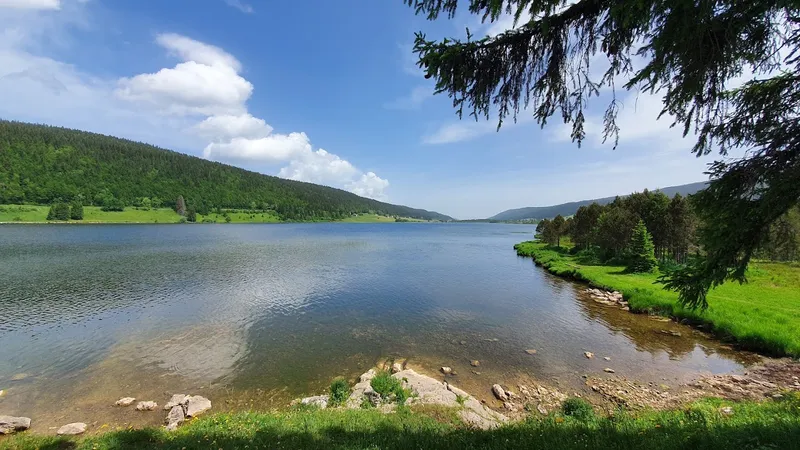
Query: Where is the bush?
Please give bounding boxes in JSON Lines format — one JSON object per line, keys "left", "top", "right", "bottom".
{"left": 370, "top": 371, "right": 411, "bottom": 405}
{"left": 47, "top": 203, "right": 70, "bottom": 221}
{"left": 101, "top": 197, "right": 125, "bottom": 212}
{"left": 328, "top": 378, "right": 351, "bottom": 407}
{"left": 561, "top": 398, "right": 595, "bottom": 422}
{"left": 70, "top": 202, "right": 83, "bottom": 220}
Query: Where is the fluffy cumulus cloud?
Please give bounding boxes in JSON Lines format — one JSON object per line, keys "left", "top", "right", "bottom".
{"left": 116, "top": 33, "right": 389, "bottom": 199}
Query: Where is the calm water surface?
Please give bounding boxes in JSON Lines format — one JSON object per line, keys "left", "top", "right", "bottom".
{"left": 0, "top": 224, "right": 754, "bottom": 431}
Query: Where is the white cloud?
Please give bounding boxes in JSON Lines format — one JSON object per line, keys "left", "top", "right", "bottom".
{"left": 0, "top": 0, "right": 59, "bottom": 10}
{"left": 116, "top": 34, "right": 252, "bottom": 116}
{"left": 223, "top": 0, "right": 253, "bottom": 14}
{"left": 484, "top": 10, "right": 531, "bottom": 37}
{"left": 192, "top": 113, "right": 272, "bottom": 140}
{"left": 384, "top": 85, "right": 433, "bottom": 110}
{"left": 347, "top": 172, "right": 389, "bottom": 201}
{"left": 278, "top": 148, "right": 360, "bottom": 185}
{"left": 204, "top": 132, "right": 312, "bottom": 164}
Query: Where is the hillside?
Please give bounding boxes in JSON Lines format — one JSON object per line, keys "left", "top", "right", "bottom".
{"left": 0, "top": 121, "right": 453, "bottom": 221}
{"left": 488, "top": 182, "right": 708, "bottom": 221}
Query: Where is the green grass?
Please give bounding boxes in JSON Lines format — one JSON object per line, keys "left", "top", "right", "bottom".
{"left": 338, "top": 214, "right": 399, "bottom": 223}
{"left": 0, "top": 205, "right": 183, "bottom": 223}
{"left": 371, "top": 371, "right": 412, "bottom": 404}
{"left": 198, "top": 211, "right": 282, "bottom": 223}
{"left": 3, "top": 395, "right": 799, "bottom": 449}
{"left": 514, "top": 241, "right": 800, "bottom": 357}
{"left": 328, "top": 378, "right": 351, "bottom": 407}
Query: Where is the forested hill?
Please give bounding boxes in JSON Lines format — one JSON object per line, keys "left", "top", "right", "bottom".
{"left": 488, "top": 182, "right": 708, "bottom": 221}
{"left": 0, "top": 121, "right": 453, "bottom": 221}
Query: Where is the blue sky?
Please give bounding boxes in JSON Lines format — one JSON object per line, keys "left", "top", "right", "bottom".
{"left": 0, "top": 0, "right": 723, "bottom": 219}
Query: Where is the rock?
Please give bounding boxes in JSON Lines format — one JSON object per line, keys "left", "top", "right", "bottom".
{"left": 0, "top": 416, "right": 31, "bottom": 435}
{"left": 300, "top": 395, "right": 328, "bottom": 409}
{"left": 185, "top": 396, "right": 212, "bottom": 417}
{"left": 483, "top": 338, "right": 499, "bottom": 342}
{"left": 603, "top": 357, "right": 611, "bottom": 361}
{"left": 441, "top": 367, "right": 453, "bottom": 375}
{"left": 503, "top": 401, "right": 517, "bottom": 411}
{"left": 604, "top": 368, "right": 616, "bottom": 374}
{"left": 492, "top": 384, "right": 508, "bottom": 401}
{"left": 460, "top": 340, "right": 467, "bottom": 345}
{"left": 518, "top": 385, "right": 530, "bottom": 397}
{"left": 115, "top": 397, "right": 136, "bottom": 407}
{"left": 9, "top": 374, "right": 28, "bottom": 382}
{"left": 470, "top": 360, "right": 480, "bottom": 367}
{"left": 584, "top": 352, "right": 594, "bottom": 359}
{"left": 772, "top": 393, "right": 784, "bottom": 400}
{"left": 164, "top": 394, "right": 189, "bottom": 410}
{"left": 136, "top": 401, "right": 158, "bottom": 411}
{"left": 506, "top": 390, "right": 519, "bottom": 400}
{"left": 471, "top": 371, "right": 481, "bottom": 375}
{"left": 165, "top": 405, "right": 185, "bottom": 431}
{"left": 525, "top": 349, "right": 537, "bottom": 355}
{"left": 719, "top": 406, "right": 734, "bottom": 416}
{"left": 536, "top": 404, "right": 548, "bottom": 415}
{"left": 391, "top": 362, "right": 403, "bottom": 374}
{"left": 57, "top": 422, "right": 87, "bottom": 436}
{"left": 0, "top": 390, "right": 5, "bottom": 398}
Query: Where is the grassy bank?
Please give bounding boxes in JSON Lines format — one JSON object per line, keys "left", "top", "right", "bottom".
{"left": 514, "top": 241, "right": 800, "bottom": 358}
{"left": 0, "top": 206, "right": 425, "bottom": 224}
{"left": 3, "top": 396, "right": 799, "bottom": 450}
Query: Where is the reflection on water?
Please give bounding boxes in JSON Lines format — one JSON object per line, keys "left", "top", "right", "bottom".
{"left": 0, "top": 224, "right": 757, "bottom": 432}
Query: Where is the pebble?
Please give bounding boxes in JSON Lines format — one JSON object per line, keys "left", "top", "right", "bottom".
{"left": 584, "top": 352, "right": 594, "bottom": 359}
{"left": 470, "top": 360, "right": 480, "bottom": 367}
{"left": 603, "top": 357, "right": 611, "bottom": 361}
{"left": 604, "top": 368, "right": 616, "bottom": 374}
{"left": 136, "top": 401, "right": 158, "bottom": 411}
{"left": 525, "top": 349, "right": 538, "bottom": 355}
{"left": 460, "top": 341, "right": 467, "bottom": 345}
{"left": 440, "top": 367, "right": 453, "bottom": 375}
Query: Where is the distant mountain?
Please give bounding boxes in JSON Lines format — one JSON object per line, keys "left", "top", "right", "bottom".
{"left": 488, "top": 182, "right": 708, "bottom": 221}
{"left": 0, "top": 120, "right": 454, "bottom": 221}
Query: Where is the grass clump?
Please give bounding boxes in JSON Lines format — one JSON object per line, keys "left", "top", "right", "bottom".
{"left": 514, "top": 241, "right": 800, "bottom": 357}
{"left": 561, "top": 398, "right": 595, "bottom": 422}
{"left": 371, "top": 371, "right": 411, "bottom": 405}
{"left": 328, "top": 378, "right": 351, "bottom": 407}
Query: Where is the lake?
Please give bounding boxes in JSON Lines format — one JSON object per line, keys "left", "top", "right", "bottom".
{"left": 0, "top": 223, "right": 754, "bottom": 430}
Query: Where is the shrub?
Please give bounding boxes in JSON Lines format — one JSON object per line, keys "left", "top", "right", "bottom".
{"left": 370, "top": 371, "right": 411, "bottom": 405}
{"left": 47, "top": 203, "right": 70, "bottom": 221}
{"left": 561, "top": 398, "right": 595, "bottom": 422}
{"left": 328, "top": 378, "right": 351, "bottom": 407}
{"left": 70, "top": 202, "right": 83, "bottom": 220}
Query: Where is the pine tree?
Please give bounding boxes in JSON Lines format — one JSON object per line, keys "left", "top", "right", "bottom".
{"left": 176, "top": 195, "right": 186, "bottom": 216}
{"left": 551, "top": 215, "right": 566, "bottom": 247}
{"left": 627, "top": 220, "right": 658, "bottom": 273}
{"left": 46, "top": 205, "right": 56, "bottom": 221}
{"left": 70, "top": 201, "right": 84, "bottom": 220}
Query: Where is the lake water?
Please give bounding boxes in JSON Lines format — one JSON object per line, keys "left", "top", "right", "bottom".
{"left": 0, "top": 224, "right": 755, "bottom": 431}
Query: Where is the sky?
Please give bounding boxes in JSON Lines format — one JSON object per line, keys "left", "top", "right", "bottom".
{"left": 0, "top": 0, "right": 729, "bottom": 219}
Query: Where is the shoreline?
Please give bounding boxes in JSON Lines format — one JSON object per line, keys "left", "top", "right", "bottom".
{"left": 513, "top": 241, "right": 800, "bottom": 359}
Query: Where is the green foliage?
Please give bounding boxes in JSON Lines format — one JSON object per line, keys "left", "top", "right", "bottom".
{"left": 0, "top": 121, "right": 452, "bottom": 222}
{"left": 175, "top": 195, "right": 187, "bottom": 216}
{"left": 515, "top": 241, "right": 800, "bottom": 357}
{"left": 70, "top": 201, "right": 83, "bottom": 220}
{"left": 370, "top": 371, "right": 411, "bottom": 405}
{"left": 5, "top": 394, "right": 800, "bottom": 449}
{"left": 46, "top": 202, "right": 70, "bottom": 221}
{"left": 561, "top": 398, "right": 595, "bottom": 422}
{"left": 186, "top": 206, "right": 197, "bottom": 223}
{"left": 405, "top": 0, "right": 800, "bottom": 309}
{"left": 328, "top": 378, "right": 351, "bottom": 407}
{"left": 627, "top": 220, "right": 658, "bottom": 273}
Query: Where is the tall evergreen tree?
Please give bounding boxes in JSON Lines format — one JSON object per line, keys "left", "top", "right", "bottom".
{"left": 551, "top": 215, "right": 566, "bottom": 247}
{"left": 186, "top": 205, "right": 197, "bottom": 223}
{"left": 627, "top": 220, "right": 658, "bottom": 273}
{"left": 175, "top": 195, "right": 187, "bottom": 216}
{"left": 406, "top": 0, "right": 800, "bottom": 308}
{"left": 70, "top": 201, "right": 84, "bottom": 220}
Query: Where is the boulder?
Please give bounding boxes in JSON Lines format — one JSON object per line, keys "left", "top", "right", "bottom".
{"left": 57, "top": 422, "right": 87, "bottom": 436}
{"left": 391, "top": 362, "right": 403, "bottom": 374}
{"left": 164, "top": 394, "right": 189, "bottom": 410}
{"left": 0, "top": 416, "right": 31, "bottom": 435}
{"left": 185, "top": 396, "right": 212, "bottom": 417}
{"left": 136, "top": 401, "right": 158, "bottom": 411}
{"left": 115, "top": 397, "right": 136, "bottom": 407}
{"left": 165, "top": 405, "right": 185, "bottom": 431}
{"left": 10, "top": 374, "right": 28, "bottom": 382}
{"left": 492, "top": 384, "right": 508, "bottom": 401}
{"left": 300, "top": 395, "right": 329, "bottom": 409}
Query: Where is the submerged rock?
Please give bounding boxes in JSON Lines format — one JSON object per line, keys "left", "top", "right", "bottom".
{"left": 584, "top": 352, "right": 594, "bottom": 359}
{"left": 9, "top": 374, "right": 28, "bottom": 382}
{"left": 525, "top": 349, "right": 537, "bottom": 355}
{"left": 470, "top": 360, "right": 480, "bottom": 367}
{"left": 115, "top": 397, "right": 136, "bottom": 407}
{"left": 440, "top": 367, "right": 453, "bottom": 375}
{"left": 0, "top": 416, "right": 31, "bottom": 435}
{"left": 57, "top": 422, "right": 87, "bottom": 435}
{"left": 604, "top": 368, "right": 616, "bottom": 374}
{"left": 492, "top": 384, "right": 508, "bottom": 401}
{"left": 136, "top": 401, "right": 158, "bottom": 411}
{"left": 185, "top": 396, "right": 212, "bottom": 417}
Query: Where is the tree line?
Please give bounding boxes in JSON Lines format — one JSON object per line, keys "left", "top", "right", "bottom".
{"left": 0, "top": 121, "right": 452, "bottom": 222}
{"left": 535, "top": 189, "right": 800, "bottom": 270}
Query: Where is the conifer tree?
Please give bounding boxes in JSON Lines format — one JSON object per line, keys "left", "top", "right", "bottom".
{"left": 627, "top": 220, "right": 658, "bottom": 273}
{"left": 176, "top": 195, "right": 187, "bottom": 216}
{"left": 70, "top": 201, "right": 83, "bottom": 220}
